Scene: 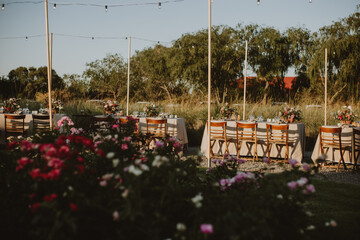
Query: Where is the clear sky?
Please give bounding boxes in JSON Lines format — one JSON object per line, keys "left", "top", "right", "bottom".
{"left": 0, "top": 0, "right": 358, "bottom": 78}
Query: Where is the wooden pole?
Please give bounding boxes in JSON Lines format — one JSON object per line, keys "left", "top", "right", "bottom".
{"left": 243, "top": 40, "right": 248, "bottom": 120}
{"left": 45, "top": 0, "right": 53, "bottom": 129}
{"left": 207, "top": 0, "right": 212, "bottom": 168}
{"left": 126, "top": 36, "right": 131, "bottom": 116}
{"left": 325, "top": 48, "right": 327, "bottom": 126}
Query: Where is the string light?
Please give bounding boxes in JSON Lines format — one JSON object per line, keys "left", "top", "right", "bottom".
{"left": 53, "top": 3, "right": 56, "bottom": 10}
{"left": 309, "top": 0, "right": 312, "bottom": 3}
{"left": 158, "top": 2, "right": 161, "bottom": 9}
{"left": 25, "top": 36, "right": 28, "bottom": 40}
{"left": 105, "top": 5, "right": 108, "bottom": 12}
{"left": 1, "top": 4, "right": 4, "bottom": 11}
{"left": 257, "top": 0, "right": 260, "bottom": 5}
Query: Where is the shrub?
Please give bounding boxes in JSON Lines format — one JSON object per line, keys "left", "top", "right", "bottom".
{"left": 0, "top": 121, "right": 326, "bottom": 240}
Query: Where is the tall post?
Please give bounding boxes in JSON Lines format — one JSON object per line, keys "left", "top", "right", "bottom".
{"left": 243, "top": 40, "right": 248, "bottom": 120}
{"left": 45, "top": 0, "right": 53, "bottom": 129}
{"left": 324, "top": 48, "right": 328, "bottom": 125}
{"left": 50, "top": 33, "right": 53, "bottom": 93}
{"left": 126, "top": 36, "right": 131, "bottom": 116}
{"left": 207, "top": 0, "right": 212, "bottom": 168}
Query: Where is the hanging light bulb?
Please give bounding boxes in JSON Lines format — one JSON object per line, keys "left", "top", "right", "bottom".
{"left": 257, "top": 0, "right": 260, "bottom": 5}
{"left": 26, "top": 36, "right": 28, "bottom": 40}
{"left": 53, "top": 3, "right": 56, "bottom": 10}
{"left": 92, "top": 37, "right": 94, "bottom": 40}
{"left": 309, "top": 0, "right": 312, "bottom": 3}
{"left": 1, "top": 4, "right": 5, "bottom": 11}
{"left": 105, "top": 5, "right": 108, "bottom": 12}
{"left": 158, "top": 2, "right": 161, "bottom": 9}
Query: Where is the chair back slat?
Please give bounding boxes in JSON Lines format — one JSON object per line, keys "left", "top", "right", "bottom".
{"left": 4, "top": 114, "right": 26, "bottom": 140}
{"left": 146, "top": 118, "right": 167, "bottom": 138}
{"left": 33, "top": 114, "right": 51, "bottom": 131}
{"left": 208, "top": 121, "right": 227, "bottom": 139}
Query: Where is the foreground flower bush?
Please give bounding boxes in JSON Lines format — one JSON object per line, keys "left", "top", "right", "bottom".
{"left": 0, "top": 120, "right": 331, "bottom": 239}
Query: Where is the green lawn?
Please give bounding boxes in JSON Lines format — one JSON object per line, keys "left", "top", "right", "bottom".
{"left": 306, "top": 179, "right": 360, "bottom": 239}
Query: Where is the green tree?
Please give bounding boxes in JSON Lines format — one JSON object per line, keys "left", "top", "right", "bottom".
{"left": 84, "top": 54, "right": 127, "bottom": 100}
{"left": 63, "top": 74, "right": 89, "bottom": 99}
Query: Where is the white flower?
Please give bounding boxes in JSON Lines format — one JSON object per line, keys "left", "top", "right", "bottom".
{"left": 113, "top": 158, "right": 120, "bottom": 167}
{"left": 276, "top": 194, "right": 283, "bottom": 199}
{"left": 152, "top": 155, "right": 169, "bottom": 167}
{"left": 106, "top": 152, "right": 115, "bottom": 159}
{"left": 122, "top": 189, "right": 129, "bottom": 198}
{"left": 297, "top": 177, "right": 308, "bottom": 187}
{"left": 140, "top": 164, "right": 149, "bottom": 171}
{"left": 128, "top": 165, "right": 143, "bottom": 176}
{"left": 176, "top": 223, "right": 186, "bottom": 231}
{"left": 306, "top": 225, "right": 316, "bottom": 230}
{"left": 191, "top": 193, "right": 203, "bottom": 208}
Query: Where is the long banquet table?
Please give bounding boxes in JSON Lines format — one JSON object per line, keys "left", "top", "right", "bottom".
{"left": 101, "top": 116, "right": 189, "bottom": 145}
{"left": 200, "top": 121, "right": 305, "bottom": 161}
{"left": 311, "top": 126, "right": 358, "bottom": 165}
{"left": 0, "top": 113, "right": 63, "bottom": 144}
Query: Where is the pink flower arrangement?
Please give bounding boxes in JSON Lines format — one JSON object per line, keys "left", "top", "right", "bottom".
{"left": 57, "top": 116, "right": 74, "bottom": 127}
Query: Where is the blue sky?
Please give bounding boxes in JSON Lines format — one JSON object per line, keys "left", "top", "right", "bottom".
{"left": 0, "top": 0, "right": 358, "bottom": 77}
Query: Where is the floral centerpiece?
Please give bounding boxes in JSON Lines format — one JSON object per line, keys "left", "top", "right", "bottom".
{"left": 52, "top": 100, "right": 63, "bottom": 113}
{"left": 279, "top": 106, "right": 302, "bottom": 123}
{"left": 144, "top": 104, "right": 160, "bottom": 117}
{"left": 332, "top": 106, "right": 356, "bottom": 124}
{"left": 219, "top": 103, "right": 235, "bottom": 119}
{"left": 104, "top": 100, "right": 122, "bottom": 115}
{"left": 3, "top": 98, "right": 20, "bottom": 113}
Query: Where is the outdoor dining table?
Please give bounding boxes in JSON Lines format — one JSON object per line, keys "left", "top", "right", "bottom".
{"left": 311, "top": 125, "right": 359, "bottom": 165}
{"left": 0, "top": 113, "right": 64, "bottom": 144}
{"left": 200, "top": 120, "right": 305, "bottom": 161}
{"left": 103, "top": 116, "right": 189, "bottom": 145}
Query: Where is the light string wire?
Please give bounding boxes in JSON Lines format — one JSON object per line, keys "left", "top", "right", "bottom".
{"left": 1, "top": 0, "right": 184, "bottom": 8}
{"left": 0, "top": 33, "right": 171, "bottom": 44}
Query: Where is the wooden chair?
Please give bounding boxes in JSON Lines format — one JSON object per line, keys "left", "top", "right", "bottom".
{"left": 146, "top": 118, "right": 167, "bottom": 148}
{"left": 4, "top": 114, "right": 26, "bottom": 141}
{"left": 92, "top": 116, "right": 113, "bottom": 133}
{"left": 235, "top": 122, "right": 258, "bottom": 162}
{"left": 32, "top": 114, "right": 51, "bottom": 132}
{"left": 119, "top": 117, "right": 139, "bottom": 135}
{"left": 208, "top": 121, "right": 231, "bottom": 160}
{"left": 266, "top": 124, "right": 292, "bottom": 163}
{"left": 319, "top": 126, "right": 349, "bottom": 171}
{"left": 352, "top": 128, "right": 360, "bottom": 170}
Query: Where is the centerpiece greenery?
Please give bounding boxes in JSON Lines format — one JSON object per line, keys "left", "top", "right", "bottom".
{"left": 104, "top": 100, "right": 121, "bottom": 115}
{"left": 144, "top": 104, "right": 160, "bottom": 117}
{"left": 332, "top": 106, "right": 356, "bottom": 124}
{"left": 279, "top": 106, "right": 302, "bottom": 123}
{"left": 219, "top": 103, "right": 235, "bottom": 119}
{"left": 3, "top": 98, "right": 20, "bottom": 113}
{"left": 52, "top": 100, "right": 63, "bottom": 114}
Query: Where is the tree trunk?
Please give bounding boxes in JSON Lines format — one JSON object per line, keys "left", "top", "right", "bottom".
{"left": 329, "top": 83, "right": 347, "bottom": 104}
{"left": 160, "top": 85, "right": 172, "bottom": 102}
{"left": 261, "top": 80, "right": 269, "bottom": 105}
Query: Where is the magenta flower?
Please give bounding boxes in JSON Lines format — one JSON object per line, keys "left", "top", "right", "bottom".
{"left": 263, "top": 157, "right": 270, "bottom": 164}
{"left": 200, "top": 224, "right": 213, "bottom": 234}
{"left": 155, "top": 141, "right": 164, "bottom": 148}
{"left": 287, "top": 181, "right": 297, "bottom": 190}
{"left": 121, "top": 144, "right": 128, "bottom": 150}
{"left": 302, "top": 163, "right": 311, "bottom": 172}
{"left": 288, "top": 159, "right": 298, "bottom": 167}
{"left": 306, "top": 184, "right": 315, "bottom": 193}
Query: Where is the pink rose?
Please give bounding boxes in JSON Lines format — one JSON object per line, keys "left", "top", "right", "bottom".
{"left": 200, "top": 224, "right": 213, "bottom": 234}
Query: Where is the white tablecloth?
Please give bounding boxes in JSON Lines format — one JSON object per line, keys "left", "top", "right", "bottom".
{"left": 200, "top": 121, "right": 305, "bottom": 161}
{"left": 0, "top": 114, "right": 63, "bottom": 144}
{"left": 311, "top": 126, "right": 357, "bottom": 164}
